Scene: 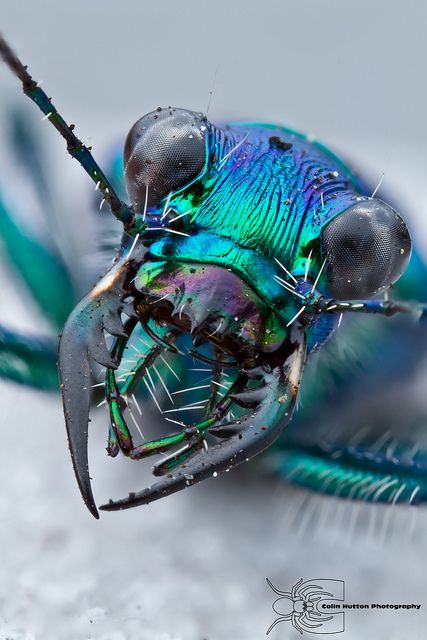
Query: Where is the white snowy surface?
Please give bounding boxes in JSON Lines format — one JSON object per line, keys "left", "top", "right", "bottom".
{"left": 0, "top": 1, "right": 427, "bottom": 638}
{"left": 0, "top": 384, "right": 426, "bottom": 640}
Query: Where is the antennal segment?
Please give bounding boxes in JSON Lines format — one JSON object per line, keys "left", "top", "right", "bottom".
{"left": 0, "top": 34, "right": 137, "bottom": 232}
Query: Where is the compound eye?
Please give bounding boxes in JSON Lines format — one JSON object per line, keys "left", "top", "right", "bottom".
{"left": 321, "top": 200, "right": 411, "bottom": 299}
{"left": 124, "top": 107, "right": 207, "bottom": 210}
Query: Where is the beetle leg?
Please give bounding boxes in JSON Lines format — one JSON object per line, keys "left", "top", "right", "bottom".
{"left": 0, "top": 325, "right": 58, "bottom": 390}
{"left": 99, "top": 327, "right": 307, "bottom": 511}
{"left": 0, "top": 189, "right": 77, "bottom": 329}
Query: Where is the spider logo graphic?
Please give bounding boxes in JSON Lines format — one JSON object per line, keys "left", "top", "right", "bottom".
{"left": 266, "top": 577, "right": 345, "bottom": 635}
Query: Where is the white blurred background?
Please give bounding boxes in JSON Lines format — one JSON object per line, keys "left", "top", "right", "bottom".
{"left": 0, "top": 1, "right": 426, "bottom": 638}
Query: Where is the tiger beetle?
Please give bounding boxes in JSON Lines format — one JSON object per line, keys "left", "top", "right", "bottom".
{"left": 1, "top": 34, "right": 426, "bottom": 519}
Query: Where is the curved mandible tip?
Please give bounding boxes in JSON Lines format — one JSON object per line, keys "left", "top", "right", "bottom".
{"left": 59, "top": 257, "right": 137, "bottom": 518}
{"left": 59, "top": 323, "right": 98, "bottom": 518}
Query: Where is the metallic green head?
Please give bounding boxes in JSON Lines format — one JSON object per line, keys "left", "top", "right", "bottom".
{"left": 124, "top": 107, "right": 411, "bottom": 353}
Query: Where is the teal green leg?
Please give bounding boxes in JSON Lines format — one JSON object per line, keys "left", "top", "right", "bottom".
{"left": 0, "top": 325, "right": 57, "bottom": 390}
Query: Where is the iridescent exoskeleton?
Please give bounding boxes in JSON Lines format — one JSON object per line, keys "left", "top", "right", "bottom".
{"left": 0, "top": 35, "right": 425, "bottom": 518}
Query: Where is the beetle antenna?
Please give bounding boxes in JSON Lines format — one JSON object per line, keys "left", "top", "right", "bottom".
{"left": 0, "top": 34, "right": 135, "bottom": 231}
